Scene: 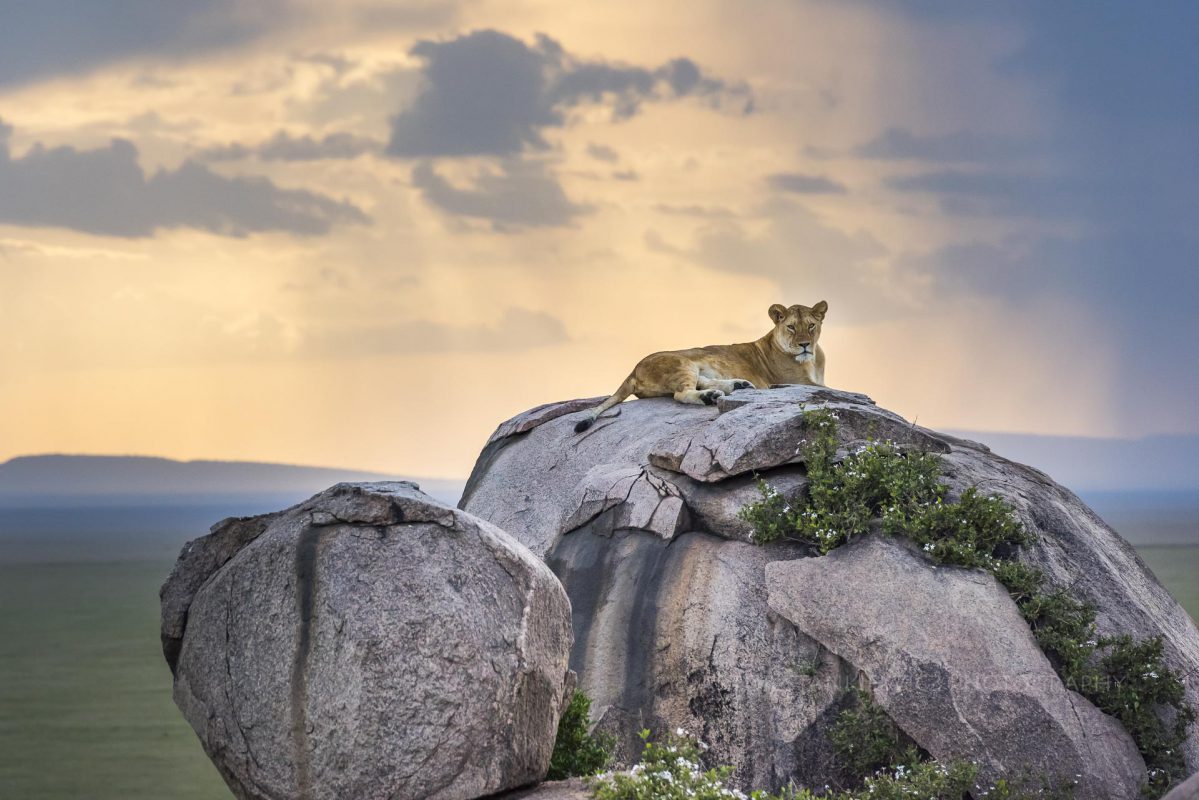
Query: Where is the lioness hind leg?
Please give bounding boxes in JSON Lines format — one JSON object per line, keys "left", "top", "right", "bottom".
{"left": 634, "top": 353, "right": 721, "bottom": 406}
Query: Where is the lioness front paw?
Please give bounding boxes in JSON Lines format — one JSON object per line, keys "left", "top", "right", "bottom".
{"left": 700, "top": 389, "right": 723, "bottom": 405}
{"left": 731, "top": 380, "right": 753, "bottom": 391}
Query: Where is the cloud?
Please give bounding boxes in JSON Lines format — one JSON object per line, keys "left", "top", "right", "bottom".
{"left": 852, "top": 127, "right": 1036, "bottom": 163}
{"left": 411, "top": 159, "right": 590, "bottom": 230}
{"left": 201, "top": 130, "right": 383, "bottom": 161}
{"left": 767, "top": 172, "right": 847, "bottom": 195}
{"left": 307, "top": 307, "right": 570, "bottom": 357}
{"left": 289, "top": 66, "right": 417, "bottom": 130}
{"left": 884, "top": 168, "right": 1088, "bottom": 218}
{"left": 0, "top": 0, "right": 288, "bottom": 87}
{"left": 0, "top": 122, "right": 368, "bottom": 237}
{"left": 688, "top": 200, "right": 889, "bottom": 320}
{"left": 653, "top": 203, "right": 735, "bottom": 219}
{"left": 350, "top": 2, "right": 460, "bottom": 34}
{"left": 586, "top": 142, "right": 619, "bottom": 163}
{"left": 900, "top": 232, "right": 1199, "bottom": 315}
{"left": 386, "top": 30, "right": 751, "bottom": 158}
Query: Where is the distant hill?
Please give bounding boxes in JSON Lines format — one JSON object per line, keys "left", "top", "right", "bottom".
{"left": 0, "top": 454, "right": 466, "bottom": 508}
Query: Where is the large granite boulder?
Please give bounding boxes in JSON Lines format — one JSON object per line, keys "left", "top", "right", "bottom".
{"left": 461, "top": 385, "right": 1199, "bottom": 795}
{"left": 161, "top": 482, "right": 573, "bottom": 800}
{"left": 767, "top": 535, "right": 1144, "bottom": 798}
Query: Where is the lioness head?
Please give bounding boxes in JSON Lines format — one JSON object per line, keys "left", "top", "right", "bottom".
{"left": 768, "top": 301, "right": 827, "bottom": 362}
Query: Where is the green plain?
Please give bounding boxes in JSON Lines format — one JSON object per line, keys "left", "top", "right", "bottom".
{"left": 0, "top": 560, "right": 229, "bottom": 799}
{"left": 1137, "top": 546, "right": 1199, "bottom": 625}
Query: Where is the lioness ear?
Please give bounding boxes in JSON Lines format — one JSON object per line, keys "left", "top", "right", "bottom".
{"left": 811, "top": 300, "right": 828, "bottom": 320}
{"left": 768, "top": 304, "right": 787, "bottom": 323}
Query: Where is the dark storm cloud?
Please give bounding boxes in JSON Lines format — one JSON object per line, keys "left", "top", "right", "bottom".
{"left": 865, "top": 1, "right": 1199, "bottom": 233}
{"left": 884, "top": 169, "right": 1088, "bottom": 218}
{"left": 767, "top": 172, "right": 847, "bottom": 195}
{"left": 851, "top": 2, "right": 1199, "bottom": 426}
{"left": 853, "top": 128, "right": 1036, "bottom": 163}
{"left": 0, "top": 122, "right": 368, "bottom": 237}
{"left": 0, "top": 0, "right": 288, "bottom": 87}
{"left": 901, "top": 232, "right": 1199, "bottom": 400}
{"left": 411, "top": 160, "right": 590, "bottom": 230}
{"left": 386, "top": 30, "right": 751, "bottom": 158}
{"left": 585, "top": 143, "right": 620, "bottom": 163}
{"left": 201, "top": 131, "right": 383, "bottom": 162}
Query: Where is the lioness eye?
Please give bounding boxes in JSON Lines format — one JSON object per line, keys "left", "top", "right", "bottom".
{"left": 786, "top": 325, "right": 795, "bottom": 332}
{"left": 808, "top": 324, "right": 815, "bottom": 332}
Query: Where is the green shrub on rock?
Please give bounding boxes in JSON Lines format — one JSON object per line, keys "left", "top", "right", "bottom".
{"left": 547, "top": 690, "right": 614, "bottom": 780}
{"left": 1093, "top": 635, "right": 1195, "bottom": 793}
{"left": 827, "top": 689, "right": 908, "bottom": 779}
{"left": 590, "top": 728, "right": 740, "bottom": 800}
{"left": 776, "top": 759, "right": 979, "bottom": 800}
{"left": 589, "top": 728, "right": 1052, "bottom": 800}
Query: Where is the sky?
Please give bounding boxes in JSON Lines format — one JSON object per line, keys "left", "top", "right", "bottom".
{"left": 0, "top": 0, "right": 1196, "bottom": 479}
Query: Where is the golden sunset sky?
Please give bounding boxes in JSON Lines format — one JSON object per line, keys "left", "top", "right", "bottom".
{"left": 2, "top": 1, "right": 1196, "bottom": 478}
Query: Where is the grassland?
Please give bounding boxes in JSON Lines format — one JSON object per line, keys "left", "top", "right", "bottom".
{"left": 1138, "top": 546, "right": 1199, "bottom": 623}
{"left": 0, "top": 560, "right": 228, "bottom": 799}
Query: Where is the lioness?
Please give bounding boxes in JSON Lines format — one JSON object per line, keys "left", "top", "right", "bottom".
{"left": 574, "top": 301, "right": 828, "bottom": 432}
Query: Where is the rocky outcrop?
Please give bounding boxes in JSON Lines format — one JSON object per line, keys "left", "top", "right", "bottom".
{"left": 462, "top": 384, "right": 1199, "bottom": 795}
{"left": 161, "top": 482, "right": 573, "bottom": 800}
{"left": 767, "top": 535, "right": 1144, "bottom": 798}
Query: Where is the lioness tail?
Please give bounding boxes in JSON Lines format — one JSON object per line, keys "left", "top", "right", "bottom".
{"left": 574, "top": 376, "right": 636, "bottom": 433}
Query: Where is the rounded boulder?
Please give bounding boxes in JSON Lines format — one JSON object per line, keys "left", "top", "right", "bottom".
{"left": 161, "top": 481, "right": 574, "bottom": 800}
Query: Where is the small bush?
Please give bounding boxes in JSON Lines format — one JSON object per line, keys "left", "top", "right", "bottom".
{"left": 547, "top": 690, "right": 613, "bottom": 780}
{"left": 767, "top": 760, "right": 979, "bottom": 800}
{"left": 743, "top": 410, "right": 943, "bottom": 553}
{"left": 827, "top": 690, "right": 907, "bottom": 778}
{"left": 590, "top": 728, "right": 740, "bottom": 800}
{"left": 1093, "top": 635, "right": 1196, "bottom": 793}
{"left": 593, "top": 729, "right": 1073, "bottom": 800}
{"left": 1018, "top": 586, "right": 1098, "bottom": 689}
{"left": 887, "top": 487, "right": 1030, "bottom": 570}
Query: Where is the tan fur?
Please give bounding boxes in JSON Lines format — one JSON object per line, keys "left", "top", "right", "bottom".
{"left": 575, "top": 301, "right": 828, "bottom": 432}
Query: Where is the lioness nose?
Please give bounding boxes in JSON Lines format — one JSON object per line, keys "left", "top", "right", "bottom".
{"left": 798, "top": 341, "right": 811, "bottom": 348}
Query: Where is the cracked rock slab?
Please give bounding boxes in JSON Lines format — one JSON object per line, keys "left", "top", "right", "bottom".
{"left": 560, "top": 464, "right": 690, "bottom": 541}
{"left": 162, "top": 482, "right": 573, "bottom": 800}
{"left": 766, "top": 535, "right": 1146, "bottom": 799}
{"left": 653, "top": 388, "right": 949, "bottom": 483}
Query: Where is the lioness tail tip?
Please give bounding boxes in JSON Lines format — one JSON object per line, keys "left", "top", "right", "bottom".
{"left": 574, "top": 417, "right": 594, "bottom": 433}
